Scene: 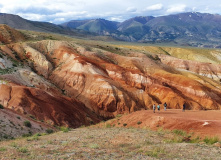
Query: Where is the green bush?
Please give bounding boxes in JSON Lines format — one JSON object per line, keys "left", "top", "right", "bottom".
{"left": 45, "top": 129, "right": 54, "bottom": 134}
{"left": 22, "top": 133, "right": 32, "bottom": 137}
{"left": 0, "top": 104, "right": 4, "bottom": 109}
{"left": 123, "top": 123, "right": 127, "bottom": 127}
{"left": 23, "top": 121, "right": 32, "bottom": 128}
{"left": 0, "top": 147, "right": 6, "bottom": 152}
{"left": 60, "top": 126, "right": 70, "bottom": 133}
{"left": 18, "top": 147, "right": 28, "bottom": 153}
{"left": 105, "top": 123, "right": 111, "bottom": 128}
{"left": 137, "top": 121, "right": 142, "bottom": 125}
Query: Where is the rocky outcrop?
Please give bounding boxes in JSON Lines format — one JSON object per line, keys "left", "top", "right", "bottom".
{"left": 6, "top": 40, "right": 219, "bottom": 118}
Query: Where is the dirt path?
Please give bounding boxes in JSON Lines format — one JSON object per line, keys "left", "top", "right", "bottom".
{"left": 111, "top": 109, "right": 221, "bottom": 138}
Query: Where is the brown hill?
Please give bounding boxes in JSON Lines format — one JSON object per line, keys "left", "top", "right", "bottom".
{"left": 0, "top": 83, "right": 100, "bottom": 127}
{"left": 108, "top": 109, "right": 221, "bottom": 138}
{"left": 0, "top": 24, "right": 25, "bottom": 44}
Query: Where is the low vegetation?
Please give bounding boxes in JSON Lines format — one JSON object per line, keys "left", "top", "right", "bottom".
{"left": 23, "top": 121, "right": 32, "bottom": 128}
{"left": 0, "top": 104, "right": 4, "bottom": 109}
{"left": 0, "top": 126, "right": 220, "bottom": 159}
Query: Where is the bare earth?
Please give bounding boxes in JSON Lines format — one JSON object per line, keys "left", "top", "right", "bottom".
{"left": 110, "top": 109, "right": 221, "bottom": 138}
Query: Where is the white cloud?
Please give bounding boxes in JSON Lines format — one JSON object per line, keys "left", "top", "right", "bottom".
{"left": 0, "top": 0, "right": 221, "bottom": 23}
{"left": 145, "top": 4, "right": 163, "bottom": 11}
{"left": 126, "top": 7, "right": 137, "bottom": 13}
{"left": 166, "top": 4, "right": 187, "bottom": 13}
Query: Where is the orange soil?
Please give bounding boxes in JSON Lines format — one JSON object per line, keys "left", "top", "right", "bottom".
{"left": 111, "top": 109, "right": 221, "bottom": 138}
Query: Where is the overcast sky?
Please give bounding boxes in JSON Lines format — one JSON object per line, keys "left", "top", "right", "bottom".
{"left": 0, "top": 0, "right": 221, "bottom": 24}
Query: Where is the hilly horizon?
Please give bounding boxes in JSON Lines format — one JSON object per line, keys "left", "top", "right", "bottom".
{"left": 0, "top": 13, "right": 97, "bottom": 38}
{"left": 62, "top": 12, "right": 221, "bottom": 48}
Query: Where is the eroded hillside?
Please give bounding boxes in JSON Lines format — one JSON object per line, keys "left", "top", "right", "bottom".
{"left": 0, "top": 25, "right": 221, "bottom": 132}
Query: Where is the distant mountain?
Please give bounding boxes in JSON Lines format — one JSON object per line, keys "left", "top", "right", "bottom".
{"left": 61, "top": 18, "right": 119, "bottom": 34}
{"left": 0, "top": 13, "right": 94, "bottom": 37}
{"left": 62, "top": 12, "right": 221, "bottom": 48}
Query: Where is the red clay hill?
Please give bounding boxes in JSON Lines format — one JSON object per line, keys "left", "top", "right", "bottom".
{"left": 0, "top": 25, "right": 220, "bottom": 129}
{"left": 109, "top": 109, "right": 221, "bottom": 138}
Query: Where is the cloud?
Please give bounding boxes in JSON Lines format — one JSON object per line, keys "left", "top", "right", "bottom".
{"left": 14, "top": 6, "right": 62, "bottom": 15}
{"left": 166, "top": 4, "right": 187, "bottom": 13}
{"left": 1, "top": 0, "right": 221, "bottom": 24}
{"left": 145, "top": 4, "right": 163, "bottom": 11}
{"left": 126, "top": 7, "right": 137, "bottom": 13}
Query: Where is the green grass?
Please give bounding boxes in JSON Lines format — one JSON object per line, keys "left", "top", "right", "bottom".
{"left": 105, "top": 123, "right": 111, "bottom": 128}
{"left": 59, "top": 126, "right": 70, "bottom": 133}
{"left": 172, "top": 129, "right": 187, "bottom": 136}
{"left": 203, "top": 136, "right": 219, "bottom": 145}
{"left": 0, "top": 147, "right": 6, "bottom": 152}
{"left": 89, "top": 143, "right": 99, "bottom": 149}
{"left": 116, "top": 114, "right": 122, "bottom": 118}
{"left": 18, "top": 147, "right": 28, "bottom": 153}
{"left": 145, "top": 146, "right": 166, "bottom": 158}
{"left": 189, "top": 136, "right": 201, "bottom": 143}
{"left": 45, "top": 129, "right": 54, "bottom": 134}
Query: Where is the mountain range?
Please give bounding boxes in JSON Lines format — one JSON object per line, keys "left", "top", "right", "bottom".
{"left": 0, "top": 13, "right": 95, "bottom": 38}
{"left": 1, "top": 12, "right": 221, "bottom": 47}
{"left": 61, "top": 12, "right": 221, "bottom": 47}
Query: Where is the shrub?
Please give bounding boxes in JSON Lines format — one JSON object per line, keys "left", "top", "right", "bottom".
{"left": 18, "top": 147, "right": 28, "bottom": 153}
{"left": 105, "top": 123, "right": 111, "bottom": 128}
{"left": 145, "top": 146, "right": 166, "bottom": 158}
{"left": 137, "top": 121, "right": 142, "bottom": 125}
{"left": 60, "top": 126, "right": 70, "bottom": 132}
{"left": 45, "top": 129, "right": 54, "bottom": 134}
{"left": 90, "top": 120, "right": 94, "bottom": 125}
{"left": 0, "top": 104, "right": 4, "bottom": 109}
{"left": 172, "top": 129, "right": 187, "bottom": 136}
{"left": 27, "top": 136, "right": 39, "bottom": 141}
{"left": 22, "top": 131, "right": 32, "bottom": 137}
{"left": 203, "top": 136, "right": 219, "bottom": 145}
{"left": 123, "top": 123, "right": 127, "bottom": 127}
{"left": 89, "top": 144, "right": 99, "bottom": 149}
{"left": 29, "top": 115, "right": 36, "bottom": 120}
{"left": 116, "top": 114, "right": 122, "bottom": 118}
{"left": 189, "top": 136, "right": 201, "bottom": 143}
{"left": 0, "top": 147, "right": 6, "bottom": 152}
{"left": 23, "top": 121, "right": 32, "bottom": 128}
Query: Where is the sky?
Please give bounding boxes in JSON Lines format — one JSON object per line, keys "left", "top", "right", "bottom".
{"left": 0, "top": 0, "right": 221, "bottom": 24}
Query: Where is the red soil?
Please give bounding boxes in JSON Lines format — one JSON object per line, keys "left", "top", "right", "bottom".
{"left": 111, "top": 109, "right": 221, "bottom": 138}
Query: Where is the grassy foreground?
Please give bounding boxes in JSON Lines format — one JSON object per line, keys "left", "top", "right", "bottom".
{"left": 0, "top": 125, "right": 221, "bottom": 160}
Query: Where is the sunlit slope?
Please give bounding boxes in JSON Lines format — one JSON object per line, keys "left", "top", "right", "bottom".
{"left": 111, "top": 44, "right": 221, "bottom": 64}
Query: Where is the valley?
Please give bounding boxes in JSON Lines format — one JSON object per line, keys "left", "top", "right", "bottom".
{"left": 0, "top": 24, "right": 221, "bottom": 159}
